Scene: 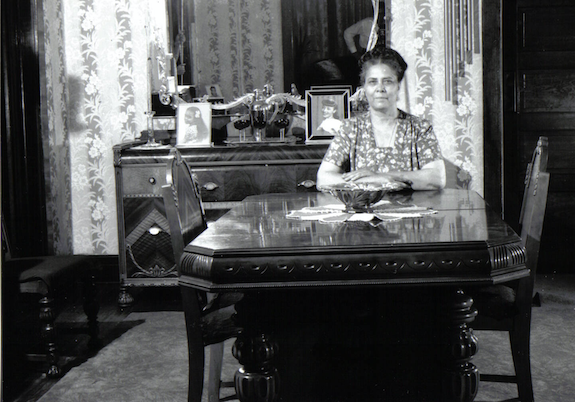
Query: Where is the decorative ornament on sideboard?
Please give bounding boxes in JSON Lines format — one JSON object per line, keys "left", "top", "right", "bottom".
{"left": 208, "top": 84, "right": 306, "bottom": 143}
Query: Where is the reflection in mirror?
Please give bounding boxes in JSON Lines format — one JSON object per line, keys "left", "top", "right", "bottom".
{"left": 281, "top": 0, "right": 390, "bottom": 92}
{"left": 165, "top": 0, "right": 285, "bottom": 102}
{"left": 164, "top": 0, "right": 390, "bottom": 101}
{"left": 166, "top": 0, "right": 193, "bottom": 87}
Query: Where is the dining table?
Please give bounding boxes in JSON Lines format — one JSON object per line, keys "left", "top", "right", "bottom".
{"left": 179, "top": 189, "right": 528, "bottom": 402}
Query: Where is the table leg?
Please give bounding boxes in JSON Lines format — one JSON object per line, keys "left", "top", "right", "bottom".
{"left": 232, "top": 295, "right": 280, "bottom": 402}
{"left": 441, "top": 288, "right": 479, "bottom": 402}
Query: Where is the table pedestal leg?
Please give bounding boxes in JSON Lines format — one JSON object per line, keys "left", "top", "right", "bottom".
{"left": 232, "top": 296, "right": 280, "bottom": 402}
{"left": 441, "top": 289, "right": 479, "bottom": 402}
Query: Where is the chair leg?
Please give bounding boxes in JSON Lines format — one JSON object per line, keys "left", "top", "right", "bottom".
{"left": 509, "top": 325, "right": 534, "bottom": 402}
{"left": 83, "top": 273, "right": 101, "bottom": 349}
{"left": 38, "top": 296, "right": 61, "bottom": 377}
{"left": 207, "top": 342, "right": 225, "bottom": 402}
{"left": 181, "top": 286, "right": 205, "bottom": 402}
{"left": 118, "top": 282, "right": 134, "bottom": 308}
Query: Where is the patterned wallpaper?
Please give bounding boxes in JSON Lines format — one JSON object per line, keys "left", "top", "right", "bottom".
{"left": 41, "top": 0, "right": 483, "bottom": 255}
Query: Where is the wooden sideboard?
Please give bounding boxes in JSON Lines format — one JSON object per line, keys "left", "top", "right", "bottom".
{"left": 113, "top": 141, "right": 328, "bottom": 306}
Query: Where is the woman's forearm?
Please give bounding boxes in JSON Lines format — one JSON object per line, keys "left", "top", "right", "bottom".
{"left": 386, "top": 170, "right": 444, "bottom": 190}
{"left": 316, "top": 162, "right": 346, "bottom": 189}
{"left": 318, "top": 160, "right": 446, "bottom": 191}
{"left": 355, "top": 160, "right": 446, "bottom": 190}
{"left": 386, "top": 160, "right": 446, "bottom": 190}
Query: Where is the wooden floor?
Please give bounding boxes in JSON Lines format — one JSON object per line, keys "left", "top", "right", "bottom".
{"left": 3, "top": 282, "right": 184, "bottom": 402}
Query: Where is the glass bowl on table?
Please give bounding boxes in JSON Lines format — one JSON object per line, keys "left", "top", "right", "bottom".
{"left": 320, "top": 182, "right": 406, "bottom": 213}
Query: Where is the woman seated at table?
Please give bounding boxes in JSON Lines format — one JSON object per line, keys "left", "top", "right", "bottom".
{"left": 316, "top": 47, "right": 446, "bottom": 191}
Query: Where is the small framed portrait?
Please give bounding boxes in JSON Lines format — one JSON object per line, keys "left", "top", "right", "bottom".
{"left": 305, "top": 88, "right": 350, "bottom": 143}
{"left": 176, "top": 102, "right": 212, "bottom": 147}
{"left": 205, "top": 84, "right": 223, "bottom": 98}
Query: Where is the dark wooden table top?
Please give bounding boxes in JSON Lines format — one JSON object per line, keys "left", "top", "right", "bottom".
{"left": 180, "top": 189, "right": 527, "bottom": 291}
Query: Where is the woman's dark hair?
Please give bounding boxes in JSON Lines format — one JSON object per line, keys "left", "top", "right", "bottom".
{"left": 359, "top": 47, "right": 408, "bottom": 83}
{"left": 185, "top": 106, "right": 200, "bottom": 116}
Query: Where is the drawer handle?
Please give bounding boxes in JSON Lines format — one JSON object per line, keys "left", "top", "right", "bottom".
{"left": 202, "top": 182, "right": 219, "bottom": 191}
{"left": 148, "top": 177, "right": 156, "bottom": 185}
{"left": 298, "top": 180, "right": 316, "bottom": 188}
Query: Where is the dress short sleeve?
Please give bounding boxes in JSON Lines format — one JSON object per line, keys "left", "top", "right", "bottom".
{"left": 321, "top": 119, "right": 356, "bottom": 169}
{"left": 409, "top": 117, "right": 442, "bottom": 169}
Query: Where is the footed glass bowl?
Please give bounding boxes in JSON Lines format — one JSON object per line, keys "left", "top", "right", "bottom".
{"left": 321, "top": 182, "right": 405, "bottom": 213}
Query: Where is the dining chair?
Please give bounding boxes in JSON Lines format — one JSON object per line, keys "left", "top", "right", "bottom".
{"left": 471, "top": 136, "right": 549, "bottom": 402}
{"left": 161, "top": 147, "right": 240, "bottom": 402}
{"left": 2, "top": 219, "right": 100, "bottom": 378}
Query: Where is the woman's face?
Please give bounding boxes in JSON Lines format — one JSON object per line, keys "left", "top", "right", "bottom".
{"left": 363, "top": 63, "right": 400, "bottom": 113}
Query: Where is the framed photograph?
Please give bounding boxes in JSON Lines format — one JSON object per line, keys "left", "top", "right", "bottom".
{"left": 305, "top": 88, "right": 350, "bottom": 143}
{"left": 205, "top": 84, "right": 223, "bottom": 98}
{"left": 176, "top": 102, "right": 212, "bottom": 147}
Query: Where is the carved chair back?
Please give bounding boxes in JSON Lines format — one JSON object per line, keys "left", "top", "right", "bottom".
{"left": 162, "top": 148, "right": 207, "bottom": 268}
{"left": 519, "top": 136, "right": 549, "bottom": 282}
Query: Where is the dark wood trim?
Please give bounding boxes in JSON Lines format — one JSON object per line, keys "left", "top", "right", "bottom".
{"left": 482, "top": 0, "right": 504, "bottom": 215}
{"left": 82, "top": 255, "right": 121, "bottom": 283}
{"left": 1, "top": 0, "right": 48, "bottom": 256}
{"left": 281, "top": 0, "right": 296, "bottom": 91}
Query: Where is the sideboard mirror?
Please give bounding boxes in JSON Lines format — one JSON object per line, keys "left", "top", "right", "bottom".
{"left": 164, "top": 0, "right": 388, "bottom": 99}
{"left": 163, "top": 0, "right": 479, "bottom": 104}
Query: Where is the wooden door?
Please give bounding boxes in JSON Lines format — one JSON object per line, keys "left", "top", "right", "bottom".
{"left": 1, "top": 0, "right": 47, "bottom": 256}
{"left": 504, "top": 0, "right": 575, "bottom": 273}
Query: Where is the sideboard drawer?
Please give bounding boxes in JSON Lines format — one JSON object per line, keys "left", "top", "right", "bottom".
{"left": 193, "top": 169, "right": 225, "bottom": 202}
{"left": 193, "top": 164, "right": 319, "bottom": 203}
{"left": 122, "top": 165, "right": 166, "bottom": 196}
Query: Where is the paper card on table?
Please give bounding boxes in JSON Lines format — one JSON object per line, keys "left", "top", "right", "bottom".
{"left": 319, "top": 213, "right": 354, "bottom": 223}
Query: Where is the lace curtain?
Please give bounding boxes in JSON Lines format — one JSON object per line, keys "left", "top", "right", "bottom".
{"left": 43, "top": 0, "right": 160, "bottom": 254}
{"left": 390, "top": 0, "right": 483, "bottom": 193}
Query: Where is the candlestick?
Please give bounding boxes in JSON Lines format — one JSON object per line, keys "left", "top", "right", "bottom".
{"left": 144, "top": 110, "right": 161, "bottom": 147}
{"left": 147, "top": 55, "right": 153, "bottom": 113}
{"left": 167, "top": 77, "right": 177, "bottom": 93}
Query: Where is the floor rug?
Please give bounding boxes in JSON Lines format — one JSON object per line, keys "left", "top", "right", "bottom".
{"left": 37, "top": 312, "right": 190, "bottom": 402}
{"left": 38, "top": 276, "right": 575, "bottom": 402}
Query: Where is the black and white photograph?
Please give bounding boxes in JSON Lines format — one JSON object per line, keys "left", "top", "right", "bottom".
{"left": 176, "top": 102, "right": 212, "bottom": 146}
{"left": 205, "top": 84, "right": 223, "bottom": 98}
{"left": 305, "top": 88, "right": 350, "bottom": 142}
{"left": 4, "top": 1, "right": 575, "bottom": 402}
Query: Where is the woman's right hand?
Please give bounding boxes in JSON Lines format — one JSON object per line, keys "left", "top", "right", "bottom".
{"left": 342, "top": 168, "right": 373, "bottom": 182}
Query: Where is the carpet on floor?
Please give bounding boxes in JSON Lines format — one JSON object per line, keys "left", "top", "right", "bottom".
{"left": 38, "top": 275, "right": 575, "bottom": 402}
